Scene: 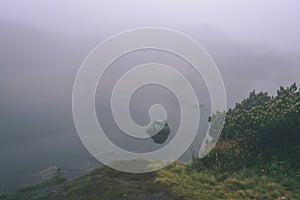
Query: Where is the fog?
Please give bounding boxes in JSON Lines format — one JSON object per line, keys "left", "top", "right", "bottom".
{"left": 0, "top": 0, "right": 299, "bottom": 192}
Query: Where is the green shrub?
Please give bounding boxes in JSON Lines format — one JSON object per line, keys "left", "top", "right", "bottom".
{"left": 195, "top": 83, "right": 300, "bottom": 172}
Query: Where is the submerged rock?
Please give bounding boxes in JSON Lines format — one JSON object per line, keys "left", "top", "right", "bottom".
{"left": 40, "top": 166, "right": 61, "bottom": 181}
{"left": 146, "top": 120, "right": 170, "bottom": 144}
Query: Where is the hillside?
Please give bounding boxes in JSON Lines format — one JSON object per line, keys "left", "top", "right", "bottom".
{"left": 0, "top": 161, "right": 299, "bottom": 200}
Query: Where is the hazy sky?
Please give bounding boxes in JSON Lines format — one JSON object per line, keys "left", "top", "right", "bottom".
{"left": 0, "top": 0, "right": 299, "bottom": 192}
{"left": 0, "top": 0, "right": 299, "bottom": 51}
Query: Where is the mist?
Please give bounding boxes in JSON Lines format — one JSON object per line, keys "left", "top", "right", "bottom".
{"left": 0, "top": 0, "right": 299, "bottom": 192}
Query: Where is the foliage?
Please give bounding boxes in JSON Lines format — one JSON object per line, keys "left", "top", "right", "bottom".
{"left": 196, "top": 83, "right": 300, "bottom": 171}
{"left": 12, "top": 177, "right": 66, "bottom": 200}
{"left": 0, "top": 194, "right": 9, "bottom": 200}
{"left": 156, "top": 163, "right": 300, "bottom": 200}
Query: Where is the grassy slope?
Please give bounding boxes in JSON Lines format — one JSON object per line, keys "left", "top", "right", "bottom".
{"left": 3, "top": 162, "right": 299, "bottom": 200}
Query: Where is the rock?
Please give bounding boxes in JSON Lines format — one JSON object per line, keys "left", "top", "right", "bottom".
{"left": 146, "top": 120, "right": 170, "bottom": 144}
{"left": 40, "top": 166, "right": 61, "bottom": 181}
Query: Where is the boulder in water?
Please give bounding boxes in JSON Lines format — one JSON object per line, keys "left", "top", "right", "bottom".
{"left": 145, "top": 120, "right": 170, "bottom": 144}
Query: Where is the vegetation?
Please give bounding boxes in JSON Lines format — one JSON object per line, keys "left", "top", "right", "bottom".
{"left": 3, "top": 163, "right": 299, "bottom": 200}
{"left": 194, "top": 83, "right": 300, "bottom": 172}
{"left": 2, "top": 83, "right": 300, "bottom": 199}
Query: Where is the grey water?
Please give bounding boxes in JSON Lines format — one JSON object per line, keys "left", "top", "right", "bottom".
{"left": 0, "top": 20, "right": 211, "bottom": 192}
